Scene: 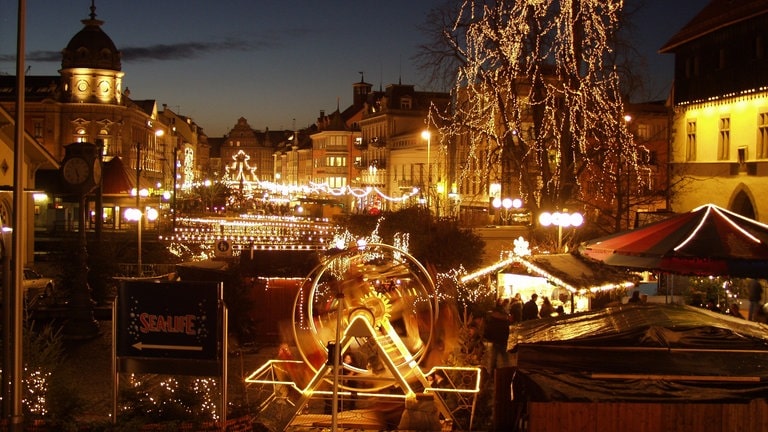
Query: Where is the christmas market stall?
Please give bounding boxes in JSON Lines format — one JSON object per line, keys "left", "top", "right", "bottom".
{"left": 495, "top": 253, "right": 638, "bottom": 313}
{"left": 500, "top": 303, "right": 768, "bottom": 432}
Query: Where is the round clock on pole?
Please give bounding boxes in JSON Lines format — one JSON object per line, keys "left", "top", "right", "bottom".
{"left": 60, "top": 141, "right": 102, "bottom": 339}
{"left": 61, "top": 142, "right": 102, "bottom": 194}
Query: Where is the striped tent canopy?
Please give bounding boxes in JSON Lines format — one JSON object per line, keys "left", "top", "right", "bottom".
{"left": 578, "top": 204, "right": 768, "bottom": 277}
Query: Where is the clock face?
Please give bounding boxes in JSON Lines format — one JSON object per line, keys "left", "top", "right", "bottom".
{"left": 76, "top": 80, "right": 89, "bottom": 93}
{"left": 62, "top": 157, "right": 90, "bottom": 185}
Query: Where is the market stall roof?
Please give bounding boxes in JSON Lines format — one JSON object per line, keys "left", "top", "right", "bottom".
{"left": 500, "top": 253, "right": 638, "bottom": 293}
{"left": 509, "top": 303, "right": 768, "bottom": 402}
{"left": 578, "top": 203, "right": 768, "bottom": 277}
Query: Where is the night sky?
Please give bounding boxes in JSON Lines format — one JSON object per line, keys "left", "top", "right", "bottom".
{"left": 0, "top": 0, "right": 710, "bottom": 137}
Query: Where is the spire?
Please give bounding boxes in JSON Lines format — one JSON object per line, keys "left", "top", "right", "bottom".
{"left": 83, "top": 0, "right": 104, "bottom": 26}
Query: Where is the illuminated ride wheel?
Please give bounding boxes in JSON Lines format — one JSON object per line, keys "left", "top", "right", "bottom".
{"left": 291, "top": 243, "right": 437, "bottom": 392}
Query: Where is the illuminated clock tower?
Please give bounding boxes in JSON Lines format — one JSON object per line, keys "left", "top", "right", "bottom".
{"left": 59, "top": 2, "right": 124, "bottom": 105}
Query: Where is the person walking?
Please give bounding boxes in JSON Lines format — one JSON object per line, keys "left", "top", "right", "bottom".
{"left": 484, "top": 304, "right": 511, "bottom": 371}
{"left": 539, "top": 296, "right": 555, "bottom": 318}
{"left": 522, "top": 293, "right": 539, "bottom": 321}
{"left": 509, "top": 293, "right": 523, "bottom": 323}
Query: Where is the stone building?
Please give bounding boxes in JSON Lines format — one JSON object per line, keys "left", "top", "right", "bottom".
{"left": 0, "top": 4, "right": 206, "bottom": 233}
{"left": 661, "top": 0, "right": 768, "bottom": 221}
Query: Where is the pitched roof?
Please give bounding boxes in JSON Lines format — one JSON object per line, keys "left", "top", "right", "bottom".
{"left": 0, "top": 75, "right": 61, "bottom": 102}
{"left": 101, "top": 156, "right": 153, "bottom": 195}
{"left": 502, "top": 253, "right": 638, "bottom": 293}
{"left": 660, "top": 0, "right": 768, "bottom": 53}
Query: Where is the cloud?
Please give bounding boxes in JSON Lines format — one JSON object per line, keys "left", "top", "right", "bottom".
{"left": 1, "top": 38, "right": 270, "bottom": 63}
{"left": 121, "top": 38, "right": 270, "bottom": 61}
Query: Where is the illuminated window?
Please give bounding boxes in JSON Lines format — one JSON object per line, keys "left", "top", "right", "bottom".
{"left": 74, "top": 127, "right": 87, "bottom": 143}
{"left": 400, "top": 96, "right": 412, "bottom": 110}
{"left": 718, "top": 116, "right": 730, "bottom": 160}
{"left": 326, "top": 156, "right": 346, "bottom": 167}
{"left": 636, "top": 123, "right": 650, "bottom": 140}
{"left": 328, "top": 176, "right": 346, "bottom": 188}
{"left": 686, "top": 120, "right": 696, "bottom": 161}
{"left": 758, "top": 111, "right": 768, "bottom": 159}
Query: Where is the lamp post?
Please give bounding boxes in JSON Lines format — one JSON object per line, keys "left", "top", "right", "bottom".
{"left": 134, "top": 141, "right": 142, "bottom": 275}
{"left": 492, "top": 197, "right": 523, "bottom": 225}
{"left": 539, "top": 211, "right": 583, "bottom": 252}
{"left": 125, "top": 206, "right": 158, "bottom": 276}
{"left": 421, "top": 130, "right": 431, "bottom": 214}
{"left": 172, "top": 145, "right": 179, "bottom": 231}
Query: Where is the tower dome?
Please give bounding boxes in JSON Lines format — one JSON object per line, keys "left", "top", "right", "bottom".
{"left": 61, "top": 4, "right": 121, "bottom": 71}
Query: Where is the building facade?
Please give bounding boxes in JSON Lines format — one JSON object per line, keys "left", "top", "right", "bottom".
{"left": 661, "top": 0, "right": 768, "bottom": 221}
{"left": 0, "top": 5, "right": 207, "bottom": 233}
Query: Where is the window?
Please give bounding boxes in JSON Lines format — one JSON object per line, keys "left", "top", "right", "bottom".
{"left": 74, "top": 127, "right": 87, "bottom": 143}
{"left": 718, "top": 117, "right": 730, "bottom": 160}
{"left": 328, "top": 176, "right": 346, "bottom": 188}
{"left": 33, "top": 119, "right": 43, "bottom": 138}
{"left": 327, "top": 156, "right": 346, "bottom": 167}
{"left": 639, "top": 148, "right": 657, "bottom": 165}
{"left": 686, "top": 120, "right": 696, "bottom": 161}
{"left": 400, "top": 96, "right": 412, "bottom": 110}
{"left": 758, "top": 111, "right": 768, "bottom": 159}
{"left": 636, "top": 123, "right": 650, "bottom": 140}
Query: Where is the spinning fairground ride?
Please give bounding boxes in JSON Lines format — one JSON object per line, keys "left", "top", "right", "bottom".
{"left": 245, "top": 243, "right": 481, "bottom": 431}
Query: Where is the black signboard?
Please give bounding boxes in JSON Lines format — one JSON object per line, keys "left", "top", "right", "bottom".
{"left": 116, "top": 281, "right": 222, "bottom": 374}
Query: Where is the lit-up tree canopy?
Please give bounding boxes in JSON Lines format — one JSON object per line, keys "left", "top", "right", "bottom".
{"left": 421, "top": 0, "right": 644, "bottom": 231}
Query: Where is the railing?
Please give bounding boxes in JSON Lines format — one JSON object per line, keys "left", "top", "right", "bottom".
{"left": 116, "top": 263, "right": 177, "bottom": 277}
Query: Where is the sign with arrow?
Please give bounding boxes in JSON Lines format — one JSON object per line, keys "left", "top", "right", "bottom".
{"left": 116, "top": 280, "right": 222, "bottom": 363}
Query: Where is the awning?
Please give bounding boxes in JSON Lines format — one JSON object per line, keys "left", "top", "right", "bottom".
{"left": 101, "top": 156, "right": 154, "bottom": 195}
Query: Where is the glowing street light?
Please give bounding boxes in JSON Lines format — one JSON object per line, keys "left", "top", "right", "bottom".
{"left": 492, "top": 197, "right": 523, "bottom": 225}
{"left": 125, "top": 207, "right": 159, "bottom": 276}
{"left": 539, "top": 210, "right": 583, "bottom": 252}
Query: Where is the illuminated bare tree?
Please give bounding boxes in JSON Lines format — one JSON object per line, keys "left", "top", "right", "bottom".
{"left": 420, "top": 0, "right": 646, "bottom": 232}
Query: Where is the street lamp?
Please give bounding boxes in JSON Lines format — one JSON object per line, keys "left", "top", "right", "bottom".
{"left": 421, "top": 130, "right": 431, "bottom": 213}
{"left": 492, "top": 197, "right": 523, "bottom": 224}
{"left": 539, "top": 211, "right": 583, "bottom": 252}
{"left": 125, "top": 206, "right": 159, "bottom": 276}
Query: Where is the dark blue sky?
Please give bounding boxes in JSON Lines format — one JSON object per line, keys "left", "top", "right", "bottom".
{"left": 0, "top": 0, "right": 710, "bottom": 137}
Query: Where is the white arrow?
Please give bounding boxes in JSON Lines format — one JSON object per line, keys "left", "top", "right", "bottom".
{"left": 132, "top": 342, "right": 203, "bottom": 351}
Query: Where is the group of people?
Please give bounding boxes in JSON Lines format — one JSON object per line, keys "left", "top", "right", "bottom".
{"left": 479, "top": 293, "right": 565, "bottom": 371}
{"left": 505, "top": 292, "right": 564, "bottom": 322}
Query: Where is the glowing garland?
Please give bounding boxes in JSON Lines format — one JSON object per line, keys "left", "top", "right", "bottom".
{"left": 459, "top": 253, "right": 634, "bottom": 295}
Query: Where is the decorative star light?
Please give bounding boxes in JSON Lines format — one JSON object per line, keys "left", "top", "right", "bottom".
{"left": 513, "top": 236, "right": 531, "bottom": 256}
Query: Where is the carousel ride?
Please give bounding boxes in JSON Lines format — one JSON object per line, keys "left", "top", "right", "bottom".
{"left": 245, "top": 243, "right": 481, "bottom": 431}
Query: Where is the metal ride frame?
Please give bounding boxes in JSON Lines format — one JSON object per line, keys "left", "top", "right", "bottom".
{"left": 244, "top": 243, "right": 481, "bottom": 431}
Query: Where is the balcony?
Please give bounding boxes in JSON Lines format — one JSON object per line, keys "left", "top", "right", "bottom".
{"left": 369, "top": 137, "right": 387, "bottom": 148}
{"left": 353, "top": 158, "right": 387, "bottom": 171}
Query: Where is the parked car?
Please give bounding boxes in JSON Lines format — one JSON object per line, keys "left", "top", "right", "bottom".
{"left": 22, "top": 268, "right": 55, "bottom": 297}
{"left": 0, "top": 268, "right": 55, "bottom": 309}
